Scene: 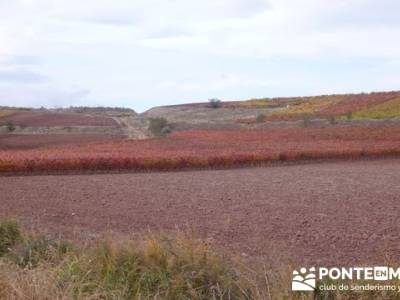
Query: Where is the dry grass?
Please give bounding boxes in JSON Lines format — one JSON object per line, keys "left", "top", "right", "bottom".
{"left": 1, "top": 220, "right": 399, "bottom": 299}
{"left": 0, "top": 220, "right": 255, "bottom": 299}
{"left": 0, "top": 221, "right": 398, "bottom": 300}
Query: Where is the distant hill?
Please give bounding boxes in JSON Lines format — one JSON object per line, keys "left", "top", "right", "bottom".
{"left": 143, "top": 91, "right": 400, "bottom": 124}
{"left": 51, "top": 106, "right": 137, "bottom": 116}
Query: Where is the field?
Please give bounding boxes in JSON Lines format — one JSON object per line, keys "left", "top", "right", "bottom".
{"left": 352, "top": 97, "right": 400, "bottom": 119}
{"left": 234, "top": 91, "right": 400, "bottom": 122}
{"left": 0, "top": 134, "right": 125, "bottom": 150}
{"left": 0, "top": 125, "right": 399, "bottom": 173}
{"left": 1, "top": 159, "right": 400, "bottom": 299}
{"left": 0, "top": 111, "right": 118, "bottom": 127}
{"left": 1, "top": 93, "right": 400, "bottom": 299}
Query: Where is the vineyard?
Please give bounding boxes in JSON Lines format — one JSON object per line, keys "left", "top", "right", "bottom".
{"left": 352, "top": 96, "right": 400, "bottom": 119}
{"left": 0, "top": 134, "right": 125, "bottom": 150}
{"left": 237, "top": 91, "right": 400, "bottom": 122}
{"left": 1, "top": 126, "right": 399, "bottom": 173}
{"left": 0, "top": 112, "right": 118, "bottom": 127}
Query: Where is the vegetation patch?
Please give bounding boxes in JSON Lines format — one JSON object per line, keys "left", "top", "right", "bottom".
{"left": 0, "top": 220, "right": 253, "bottom": 299}
{"left": 1, "top": 126, "right": 400, "bottom": 173}
{"left": 269, "top": 95, "right": 347, "bottom": 120}
{"left": 352, "top": 97, "right": 400, "bottom": 119}
{"left": 148, "top": 117, "right": 171, "bottom": 136}
{"left": 1, "top": 220, "right": 399, "bottom": 299}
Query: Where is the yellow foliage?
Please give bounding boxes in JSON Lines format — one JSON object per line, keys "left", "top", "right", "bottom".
{"left": 236, "top": 98, "right": 273, "bottom": 107}
{"left": 272, "top": 95, "right": 347, "bottom": 117}
{"left": 353, "top": 97, "right": 400, "bottom": 119}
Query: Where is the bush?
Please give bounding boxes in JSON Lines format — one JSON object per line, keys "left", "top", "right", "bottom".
{"left": 160, "top": 125, "right": 172, "bottom": 135}
{"left": 256, "top": 114, "right": 266, "bottom": 123}
{"left": 328, "top": 115, "right": 337, "bottom": 125}
{"left": 148, "top": 118, "right": 170, "bottom": 136}
{"left": 208, "top": 98, "right": 222, "bottom": 108}
{"left": 0, "top": 220, "right": 21, "bottom": 256}
{"left": 346, "top": 112, "right": 353, "bottom": 120}
{"left": 5, "top": 121, "right": 16, "bottom": 132}
{"left": 302, "top": 114, "right": 311, "bottom": 127}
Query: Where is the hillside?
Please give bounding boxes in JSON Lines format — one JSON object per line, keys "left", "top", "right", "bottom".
{"left": 1, "top": 91, "right": 400, "bottom": 146}
{"left": 145, "top": 91, "right": 400, "bottom": 122}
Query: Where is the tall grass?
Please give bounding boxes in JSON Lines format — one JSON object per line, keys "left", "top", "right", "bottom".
{"left": 0, "top": 220, "right": 255, "bottom": 299}
{"left": 0, "top": 220, "right": 398, "bottom": 299}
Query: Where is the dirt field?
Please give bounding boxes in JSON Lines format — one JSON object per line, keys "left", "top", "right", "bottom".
{"left": 1, "top": 159, "right": 399, "bottom": 267}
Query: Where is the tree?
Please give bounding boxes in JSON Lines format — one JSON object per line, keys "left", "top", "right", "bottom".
{"left": 5, "top": 121, "right": 15, "bottom": 132}
{"left": 208, "top": 98, "right": 222, "bottom": 108}
{"left": 148, "top": 117, "right": 170, "bottom": 136}
{"left": 256, "top": 113, "right": 266, "bottom": 123}
{"left": 328, "top": 115, "right": 337, "bottom": 125}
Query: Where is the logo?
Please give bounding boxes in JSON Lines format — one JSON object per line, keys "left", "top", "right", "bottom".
{"left": 291, "top": 266, "right": 400, "bottom": 292}
{"left": 292, "top": 267, "right": 316, "bottom": 291}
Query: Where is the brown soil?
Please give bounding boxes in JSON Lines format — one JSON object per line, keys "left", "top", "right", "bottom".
{"left": 1, "top": 159, "right": 399, "bottom": 267}
{"left": 0, "top": 134, "right": 125, "bottom": 150}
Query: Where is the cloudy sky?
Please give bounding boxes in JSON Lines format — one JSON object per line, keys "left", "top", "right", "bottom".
{"left": 0, "top": 0, "right": 399, "bottom": 112}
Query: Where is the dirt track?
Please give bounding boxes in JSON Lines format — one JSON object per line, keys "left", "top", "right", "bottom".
{"left": 1, "top": 159, "right": 399, "bottom": 266}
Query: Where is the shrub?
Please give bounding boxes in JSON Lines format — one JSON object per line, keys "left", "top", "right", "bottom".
{"left": 328, "top": 115, "right": 337, "bottom": 125}
{"left": 0, "top": 220, "right": 21, "bottom": 256}
{"left": 208, "top": 98, "right": 222, "bottom": 108}
{"left": 160, "top": 125, "right": 172, "bottom": 135}
{"left": 302, "top": 114, "right": 311, "bottom": 127}
{"left": 256, "top": 113, "right": 266, "bottom": 123}
{"left": 148, "top": 117, "right": 170, "bottom": 136}
{"left": 5, "top": 121, "right": 16, "bottom": 132}
{"left": 346, "top": 112, "right": 353, "bottom": 120}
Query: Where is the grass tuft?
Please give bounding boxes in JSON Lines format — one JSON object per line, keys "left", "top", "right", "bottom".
{"left": 0, "top": 220, "right": 21, "bottom": 256}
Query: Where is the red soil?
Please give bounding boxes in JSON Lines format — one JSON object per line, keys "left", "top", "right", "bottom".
{"left": 1, "top": 159, "right": 399, "bottom": 266}
{"left": 0, "top": 126, "right": 399, "bottom": 173}
{"left": 0, "top": 112, "right": 118, "bottom": 127}
{"left": 0, "top": 134, "right": 125, "bottom": 150}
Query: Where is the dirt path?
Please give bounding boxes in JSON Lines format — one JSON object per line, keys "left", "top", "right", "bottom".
{"left": 1, "top": 159, "right": 399, "bottom": 266}
{"left": 112, "top": 116, "right": 149, "bottom": 139}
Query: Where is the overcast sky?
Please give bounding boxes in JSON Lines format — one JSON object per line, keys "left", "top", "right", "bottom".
{"left": 0, "top": 0, "right": 399, "bottom": 112}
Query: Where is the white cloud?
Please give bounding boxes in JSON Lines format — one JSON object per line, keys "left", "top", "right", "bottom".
{"left": 0, "top": 0, "right": 399, "bottom": 111}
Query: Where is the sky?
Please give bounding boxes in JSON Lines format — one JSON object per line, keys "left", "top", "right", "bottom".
{"left": 0, "top": 0, "right": 399, "bottom": 112}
